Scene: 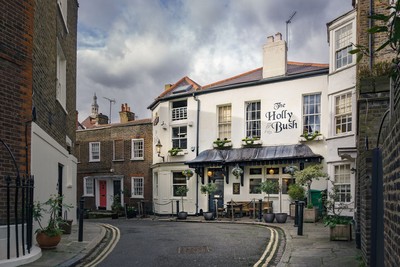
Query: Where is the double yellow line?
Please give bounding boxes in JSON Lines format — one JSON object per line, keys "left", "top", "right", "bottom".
{"left": 253, "top": 226, "right": 279, "bottom": 267}
{"left": 83, "top": 223, "right": 120, "bottom": 267}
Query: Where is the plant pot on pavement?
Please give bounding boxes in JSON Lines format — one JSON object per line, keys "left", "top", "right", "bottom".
{"left": 177, "top": 211, "right": 188, "bottom": 220}
{"left": 203, "top": 212, "right": 214, "bottom": 220}
{"left": 275, "top": 213, "right": 288, "bottom": 223}
{"left": 263, "top": 213, "right": 275, "bottom": 223}
{"left": 36, "top": 232, "right": 61, "bottom": 249}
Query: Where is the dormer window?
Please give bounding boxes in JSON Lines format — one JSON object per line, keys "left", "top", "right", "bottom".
{"left": 171, "top": 100, "right": 187, "bottom": 121}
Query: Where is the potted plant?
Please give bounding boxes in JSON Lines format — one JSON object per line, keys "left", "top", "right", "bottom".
{"left": 111, "top": 195, "right": 123, "bottom": 219}
{"left": 231, "top": 164, "right": 243, "bottom": 179}
{"left": 213, "top": 138, "right": 232, "bottom": 149}
{"left": 241, "top": 136, "right": 261, "bottom": 146}
{"left": 323, "top": 180, "right": 353, "bottom": 241}
{"left": 175, "top": 186, "right": 189, "bottom": 220}
{"left": 126, "top": 205, "right": 137, "bottom": 219}
{"left": 182, "top": 169, "right": 194, "bottom": 179}
{"left": 295, "top": 164, "right": 328, "bottom": 223}
{"left": 168, "top": 147, "right": 183, "bottom": 156}
{"left": 287, "top": 183, "right": 306, "bottom": 218}
{"left": 300, "top": 130, "right": 322, "bottom": 141}
{"left": 60, "top": 211, "right": 73, "bottom": 235}
{"left": 200, "top": 183, "right": 218, "bottom": 220}
{"left": 32, "top": 194, "right": 73, "bottom": 249}
{"left": 260, "top": 180, "right": 279, "bottom": 223}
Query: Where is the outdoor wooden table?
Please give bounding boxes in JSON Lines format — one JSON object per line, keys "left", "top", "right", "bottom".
{"left": 226, "top": 203, "right": 243, "bottom": 218}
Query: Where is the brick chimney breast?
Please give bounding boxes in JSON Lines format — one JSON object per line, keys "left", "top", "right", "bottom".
{"left": 263, "top": 32, "right": 287, "bottom": 79}
{"left": 119, "top": 103, "right": 135, "bottom": 123}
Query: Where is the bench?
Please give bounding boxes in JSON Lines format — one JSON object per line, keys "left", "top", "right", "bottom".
{"left": 225, "top": 200, "right": 273, "bottom": 217}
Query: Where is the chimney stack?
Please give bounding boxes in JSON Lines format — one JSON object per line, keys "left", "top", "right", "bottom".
{"left": 262, "top": 32, "right": 287, "bottom": 79}
{"left": 119, "top": 103, "right": 135, "bottom": 123}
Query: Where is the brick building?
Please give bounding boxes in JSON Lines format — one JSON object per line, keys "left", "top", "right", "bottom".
{"left": 76, "top": 104, "right": 153, "bottom": 214}
{"left": 355, "top": 0, "right": 398, "bottom": 266}
{"left": 0, "top": 0, "right": 78, "bottom": 263}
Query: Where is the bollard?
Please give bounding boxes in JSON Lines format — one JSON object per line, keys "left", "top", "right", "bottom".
{"left": 258, "top": 199, "right": 262, "bottom": 222}
{"left": 297, "top": 201, "right": 304, "bottom": 236}
{"left": 78, "top": 197, "right": 84, "bottom": 242}
{"left": 294, "top": 200, "right": 299, "bottom": 227}
{"left": 176, "top": 200, "right": 180, "bottom": 216}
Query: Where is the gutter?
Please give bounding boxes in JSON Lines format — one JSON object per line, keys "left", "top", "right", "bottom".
{"left": 147, "top": 68, "right": 329, "bottom": 110}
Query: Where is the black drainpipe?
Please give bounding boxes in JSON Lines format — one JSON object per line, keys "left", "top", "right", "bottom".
{"left": 369, "top": 0, "right": 373, "bottom": 69}
{"left": 193, "top": 93, "right": 200, "bottom": 215}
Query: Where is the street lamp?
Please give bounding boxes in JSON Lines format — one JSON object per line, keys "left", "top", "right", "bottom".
{"left": 155, "top": 140, "right": 165, "bottom": 162}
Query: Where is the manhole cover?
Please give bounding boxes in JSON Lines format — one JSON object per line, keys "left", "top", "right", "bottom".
{"left": 178, "top": 246, "right": 210, "bottom": 254}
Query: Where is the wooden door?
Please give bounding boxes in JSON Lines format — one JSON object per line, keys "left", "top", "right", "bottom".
{"left": 99, "top": 180, "right": 107, "bottom": 208}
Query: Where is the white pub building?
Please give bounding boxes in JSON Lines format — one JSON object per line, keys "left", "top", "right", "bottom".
{"left": 149, "top": 9, "right": 356, "bottom": 218}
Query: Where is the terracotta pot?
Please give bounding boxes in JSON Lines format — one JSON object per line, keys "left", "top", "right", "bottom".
{"left": 36, "top": 232, "right": 61, "bottom": 249}
{"left": 60, "top": 219, "right": 73, "bottom": 234}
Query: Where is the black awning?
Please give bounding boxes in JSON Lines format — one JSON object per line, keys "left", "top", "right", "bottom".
{"left": 186, "top": 144, "right": 323, "bottom": 167}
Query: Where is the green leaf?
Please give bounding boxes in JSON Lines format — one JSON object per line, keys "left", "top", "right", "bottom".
{"left": 376, "top": 40, "right": 391, "bottom": 52}
{"left": 369, "top": 13, "right": 390, "bottom": 22}
{"left": 368, "top": 25, "right": 388, "bottom": 34}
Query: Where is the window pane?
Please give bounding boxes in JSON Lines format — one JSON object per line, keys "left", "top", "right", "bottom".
{"left": 246, "top": 101, "right": 261, "bottom": 138}
{"left": 249, "top": 178, "right": 262, "bottom": 194}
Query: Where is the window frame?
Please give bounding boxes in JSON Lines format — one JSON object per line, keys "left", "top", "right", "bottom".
{"left": 89, "top": 142, "right": 100, "bottom": 162}
{"left": 334, "top": 164, "right": 351, "bottom": 203}
{"left": 335, "top": 23, "right": 353, "bottom": 70}
{"left": 171, "top": 99, "right": 187, "bottom": 121}
{"left": 113, "top": 139, "right": 124, "bottom": 161}
{"left": 171, "top": 126, "right": 187, "bottom": 149}
{"left": 218, "top": 104, "right": 232, "bottom": 139}
{"left": 131, "top": 177, "right": 144, "bottom": 198}
{"left": 56, "top": 40, "right": 67, "bottom": 110}
{"left": 303, "top": 93, "right": 321, "bottom": 134}
{"left": 131, "top": 138, "right": 144, "bottom": 160}
{"left": 83, "top": 177, "right": 94, "bottom": 196}
{"left": 172, "top": 172, "right": 187, "bottom": 197}
{"left": 245, "top": 101, "right": 261, "bottom": 138}
{"left": 57, "top": 0, "right": 69, "bottom": 32}
{"left": 334, "top": 92, "right": 353, "bottom": 135}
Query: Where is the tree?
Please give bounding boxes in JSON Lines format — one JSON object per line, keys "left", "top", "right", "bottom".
{"left": 294, "top": 165, "right": 328, "bottom": 208}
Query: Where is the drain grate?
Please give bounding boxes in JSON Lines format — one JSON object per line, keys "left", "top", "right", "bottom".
{"left": 178, "top": 246, "right": 210, "bottom": 254}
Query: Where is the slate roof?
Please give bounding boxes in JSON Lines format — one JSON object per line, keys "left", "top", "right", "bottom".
{"left": 186, "top": 144, "right": 323, "bottom": 167}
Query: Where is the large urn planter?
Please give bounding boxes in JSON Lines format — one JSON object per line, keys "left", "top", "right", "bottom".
{"left": 330, "top": 224, "right": 352, "bottom": 241}
{"left": 263, "top": 213, "right": 275, "bottom": 223}
{"left": 177, "top": 211, "right": 188, "bottom": 220}
{"left": 36, "top": 232, "right": 61, "bottom": 249}
{"left": 275, "top": 213, "right": 288, "bottom": 223}
{"left": 303, "top": 207, "right": 318, "bottom": 223}
{"left": 203, "top": 212, "right": 214, "bottom": 221}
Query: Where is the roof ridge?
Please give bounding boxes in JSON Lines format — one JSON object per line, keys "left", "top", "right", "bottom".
{"left": 203, "top": 67, "right": 262, "bottom": 89}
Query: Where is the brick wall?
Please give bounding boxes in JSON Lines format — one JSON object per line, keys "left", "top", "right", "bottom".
{"left": 76, "top": 119, "right": 153, "bottom": 211}
{"left": 32, "top": 0, "right": 77, "bottom": 153}
{"left": 0, "top": 0, "right": 34, "bottom": 224}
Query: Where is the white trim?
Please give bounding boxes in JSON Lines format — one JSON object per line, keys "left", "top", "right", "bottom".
{"left": 131, "top": 138, "right": 144, "bottom": 160}
{"left": 89, "top": 142, "right": 100, "bottom": 162}
{"left": 131, "top": 177, "right": 144, "bottom": 198}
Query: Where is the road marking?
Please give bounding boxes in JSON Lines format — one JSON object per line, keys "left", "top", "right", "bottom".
{"left": 83, "top": 223, "right": 120, "bottom": 267}
{"left": 253, "top": 226, "right": 279, "bottom": 267}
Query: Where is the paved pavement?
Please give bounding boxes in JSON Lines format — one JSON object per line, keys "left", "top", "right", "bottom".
{"left": 18, "top": 215, "right": 361, "bottom": 267}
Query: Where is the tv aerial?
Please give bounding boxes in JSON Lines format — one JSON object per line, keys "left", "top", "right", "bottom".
{"left": 286, "top": 11, "right": 297, "bottom": 48}
{"left": 103, "top": 96, "right": 116, "bottom": 123}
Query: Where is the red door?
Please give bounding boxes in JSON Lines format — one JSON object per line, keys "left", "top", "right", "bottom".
{"left": 99, "top": 180, "right": 107, "bottom": 208}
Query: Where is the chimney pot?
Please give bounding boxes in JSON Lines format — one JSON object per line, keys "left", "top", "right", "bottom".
{"left": 267, "top": 35, "right": 274, "bottom": 43}
{"left": 275, "top": 32, "right": 282, "bottom": 40}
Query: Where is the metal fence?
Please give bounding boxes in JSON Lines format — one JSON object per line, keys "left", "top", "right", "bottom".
{"left": 1, "top": 139, "right": 34, "bottom": 260}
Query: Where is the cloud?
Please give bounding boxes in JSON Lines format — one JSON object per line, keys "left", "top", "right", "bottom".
{"left": 77, "top": 0, "right": 352, "bottom": 123}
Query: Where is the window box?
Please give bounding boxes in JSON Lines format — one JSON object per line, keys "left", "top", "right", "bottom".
{"left": 213, "top": 138, "right": 232, "bottom": 149}
{"left": 299, "top": 131, "right": 323, "bottom": 142}
{"left": 168, "top": 148, "right": 184, "bottom": 156}
{"left": 241, "top": 137, "right": 262, "bottom": 147}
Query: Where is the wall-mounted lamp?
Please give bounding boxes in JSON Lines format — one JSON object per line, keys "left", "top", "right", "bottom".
{"left": 207, "top": 170, "right": 213, "bottom": 177}
{"left": 351, "top": 167, "right": 357, "bottom": 174}
{"left": 155, "top": 140, "right": 165, "bottom": 162}
{"left": 269, "top": 168, "right": 275, "bottom": 175}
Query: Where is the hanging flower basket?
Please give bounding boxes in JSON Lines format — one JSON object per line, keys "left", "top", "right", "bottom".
{"left": 182, "top": 169, "right": 194, "bottom": 178}
{"left": 231, "top": 165, "right": 243, "bottom": 178}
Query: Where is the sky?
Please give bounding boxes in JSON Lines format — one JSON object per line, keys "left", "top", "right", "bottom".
{"left": 77, "top": 0, "right": 353, "bottom": 123}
